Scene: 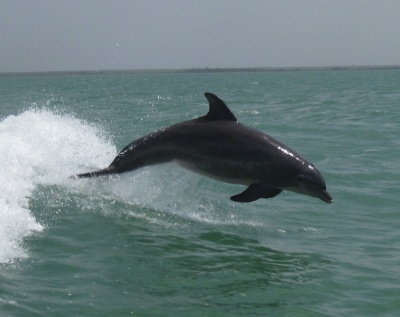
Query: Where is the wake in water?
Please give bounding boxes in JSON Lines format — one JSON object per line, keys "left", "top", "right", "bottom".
{"left": 0, "top": 109, "right": 115, "bottom": 263}
{"left": 0, "top": 109, "right": 273, "bottom": 264}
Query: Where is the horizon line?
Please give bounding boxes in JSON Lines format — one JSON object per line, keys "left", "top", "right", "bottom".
{"left": 1, "top": 64, "right": 400, "bottom": 77}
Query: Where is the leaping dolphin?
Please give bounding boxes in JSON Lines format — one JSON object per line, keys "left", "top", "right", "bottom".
{"left": 75, "top": 93, "right": 332, "bottom": 203}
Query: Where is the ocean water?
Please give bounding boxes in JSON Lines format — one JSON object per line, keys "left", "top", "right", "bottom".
{"left": 0, "top": 69, "right": 399, "bottom": 316}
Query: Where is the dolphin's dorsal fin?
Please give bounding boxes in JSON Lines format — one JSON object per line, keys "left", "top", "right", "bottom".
{"left": 203, "top": 92, "right": 237, "bottom": 122}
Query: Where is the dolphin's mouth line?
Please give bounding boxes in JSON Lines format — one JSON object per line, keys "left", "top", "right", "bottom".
{"left": 319, "top": 190, "right": 333, "bottom": 203}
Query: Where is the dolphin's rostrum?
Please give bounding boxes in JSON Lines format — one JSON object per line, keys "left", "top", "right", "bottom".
{"left": 75, "top": 93, "right": 332, "bottom": 204}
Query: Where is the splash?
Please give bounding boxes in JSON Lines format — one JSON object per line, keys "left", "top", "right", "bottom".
{"left": 0, "top": 109, "right": 116, "bottom": 263}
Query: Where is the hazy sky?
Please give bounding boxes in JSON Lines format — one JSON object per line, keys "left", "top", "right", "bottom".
{"left": 1, "top": 0, "right": 400, "bottom": 72}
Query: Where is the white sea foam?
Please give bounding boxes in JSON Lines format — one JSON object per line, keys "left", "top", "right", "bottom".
{"left": 0, "top": 109, "right": 116, "bottom": 263}
{"left": 92, "top": 166, "right": 269, "bottom": 228}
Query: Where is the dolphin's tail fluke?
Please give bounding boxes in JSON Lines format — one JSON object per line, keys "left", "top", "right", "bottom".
{"left": 72, "top": 167, "right": 114, "bottom": 179}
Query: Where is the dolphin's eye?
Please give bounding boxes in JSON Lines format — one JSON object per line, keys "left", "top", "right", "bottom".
{"left": 297, "top": 175, "right": 319, "bottom": 186}
{"left": 297, "top": 175, "right": 307, "bottom": 182}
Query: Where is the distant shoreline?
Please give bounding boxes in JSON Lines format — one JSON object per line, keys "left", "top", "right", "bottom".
{"left": 1, "top": 65, "right": 400, "bottom": 77}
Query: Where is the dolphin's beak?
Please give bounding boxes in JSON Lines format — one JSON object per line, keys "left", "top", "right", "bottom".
{"left": 318, "top": 190, "right": 333, "bottom": 203}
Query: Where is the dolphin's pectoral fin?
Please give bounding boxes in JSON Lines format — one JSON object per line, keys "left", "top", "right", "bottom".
{"left": 230, "top": 183, "right": 282, "bottom": 203}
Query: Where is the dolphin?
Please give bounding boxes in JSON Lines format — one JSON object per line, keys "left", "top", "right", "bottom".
{"left": 75, "top": 93, "right": 332, "bottom": 203}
